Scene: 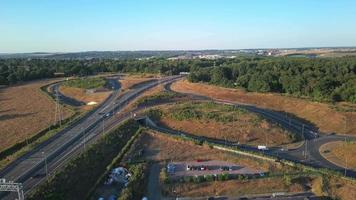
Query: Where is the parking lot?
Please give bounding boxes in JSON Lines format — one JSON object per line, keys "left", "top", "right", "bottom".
{"left": 167, "top": 160, "right": 263, "bottom": 178}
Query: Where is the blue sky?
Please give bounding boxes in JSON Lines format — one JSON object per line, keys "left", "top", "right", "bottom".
{"left": 1, "top": 0, "right": 356, "bottom": 53}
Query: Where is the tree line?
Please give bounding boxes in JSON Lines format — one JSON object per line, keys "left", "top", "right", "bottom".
{"left": 0, "top": 58, "right": 193, "bottom": 85}
{"left": 188, "top": 56, "right": 356, "bottom": 103}
{"left": 1, "top": 56, "right": 355, "bottom": 103}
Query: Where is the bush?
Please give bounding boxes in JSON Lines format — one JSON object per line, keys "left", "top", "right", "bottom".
{"left": 28, "top": 120, "right": 140, "bottom": 200}
{"left": 119, "top": 163, "right": 148, "bottom": 200}
{"left": 63, "top": 77, "right": 106, "bottom": 89}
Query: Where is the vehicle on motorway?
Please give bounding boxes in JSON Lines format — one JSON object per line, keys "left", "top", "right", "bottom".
{"left": 257, "top": 145, "right": 268, "bottom": 150}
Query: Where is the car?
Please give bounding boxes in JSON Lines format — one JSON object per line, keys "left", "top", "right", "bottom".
{"left": 186, "top": 165, "right": 191, "bottom": 171}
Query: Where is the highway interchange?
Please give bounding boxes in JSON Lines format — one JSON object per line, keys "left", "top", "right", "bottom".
{"left": 0, "top": 75, "right": 181, "bottom": 199}
{"left": 0, "top": 74, "right": 355, "bottom": 199}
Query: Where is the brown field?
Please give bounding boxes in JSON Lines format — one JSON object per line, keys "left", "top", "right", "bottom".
{"left": 329, "top": 177, "right": 356, "bottom": 200}
{"left": 157, "top": 102, "right": 294, "bottom": 147}
{"left": 320, "top": 141, "right": 356, "bottom": 169}
{"left": 123, "top": 131, "right": 323, "bottom": 199}
{"left": 312, "top": 176, "right": 356, "bottom": 200}
{"left": 0, "top": 80, "right": 73, "bottom": 152}
{"left": 171, "top": 80, "right": 356, "bottom": 135}
{"left": 59, "top": 86, "right": 111, "bottom": 111}
{"left": 118, "top": 84, "right": 165, "bottom": 114}
{"left": 164, "top": 177, "right": 306, "bottom": 197}
{"left": 118, "top": 74, "right": 157, "bottom": 91}
{"left": 124, "top": 131, "right": 292, "bottom": 172}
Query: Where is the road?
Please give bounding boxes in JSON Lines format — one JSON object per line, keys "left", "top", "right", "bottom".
{"left": 144, "top": 82, "right": 356, "bottom": 178}
{"left": 0, "top": 75, "right": 182, "bottom": 199}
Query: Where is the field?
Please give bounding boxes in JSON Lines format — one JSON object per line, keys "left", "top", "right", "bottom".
{"left": 59, "top": 86, "right": 111, "bottom": 110}
{"left": 171, "top": 80, "right": 356, "bottom": 135}
{"left": 163, "top": 177, "right": 306, "bottom": 197}
{"left": 320, "top": 141, "right": 356, "bottom": 169}
{"left": 123, "top": 131, "right": 314, "bottom": 199}
{"left": 0, "top": 80, "right": 72, "bottom": 152}
{"left": 124, "top": 131, "right": 279, "bottom": 173}
{"left": 155, "top": 102, "right": 294, "bottom": 146}
{"left": 118, "top": 74, "right": 157, "bottom": 91}
{"left": 63, "top": 77, "right": 106, "bottom": 89}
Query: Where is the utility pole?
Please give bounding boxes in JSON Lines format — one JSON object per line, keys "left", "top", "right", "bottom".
{"left": 102, "top": 118, "right": 105, "bottom": 134}
{"left": 0, "top": 179, "right": 24, "bottom": 200}
{"left": 265, "top": 132, "right": 268, "bottom": 147}
{"left": 304, "top": 140, "right": 308, "bottom": 160}
{"left": 54, "top": 88, "right": 62, "bottom": 127}
{"left": 82, "top": 127, "right": 86, "bottom": 151}
{"left": 345, "top": 157, "right": 348, "bottom": 176}
{"left": 42, "top": 152, "right": 48, "bottom": 180}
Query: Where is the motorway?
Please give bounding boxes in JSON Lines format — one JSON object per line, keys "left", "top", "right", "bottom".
{"left": 0, "top": 75, "right": 182, "bottom": 199}
{"left": 0, "top": 75, "right": 354, "bottom": 199}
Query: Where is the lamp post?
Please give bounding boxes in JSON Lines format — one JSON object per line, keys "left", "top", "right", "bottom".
{"left": 42, "top": 151, "right": 48, "bottom": 180}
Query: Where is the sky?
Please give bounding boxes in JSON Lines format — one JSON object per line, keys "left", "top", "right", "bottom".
{"left": 1, "top": 0, "right": 356, "bottom": 53}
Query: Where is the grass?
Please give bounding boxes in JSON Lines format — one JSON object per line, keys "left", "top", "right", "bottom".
{"left": 171, "top": 79, "right": 356, "bottom": 135}
{"left": 59, "top": 85, "right": 111, "bottom": 110}
{"left": 63, "top": 77, "right": 106, "bottom": 89}
{"left": 118, "top": 75, "right": 156, "bottom": 91}
{"left": 135, "top": 91, "right": 181, "bottom": 106}
{"left": 152, "top": 102, "right": 295, "bottom": 146}
{"left": 162, "top": 176, "right": 307, "bottom": 197}
{"left": 28, "top": 120, "right": 140, "bottom": 200}
{"left": 123, "top": 130, "right": 293, "bottom": 172}
{"left": 0, "top": 113, "right": 78, "bottom": 170}
{"left": 320, "top": 141, "right": 356, "bottom": 169}
{"left": 0, "top": 79, "right": 73, "bottom": 152}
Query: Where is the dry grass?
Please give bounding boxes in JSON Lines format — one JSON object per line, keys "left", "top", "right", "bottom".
{"left": 320, "top": 141, "right": 356, "bottom": 169}
{"left": 157, "top": 103, "right": 293, "bottom": 147}
{"left": 329, "top": 177, "right": 356, "bottom": 200}
{"left": 125, "top": 131, "right": 282, "bottom": 172}
{"left": 164, "top": 177, "right": 305, "bottom": 197}
{"left": 312, "top": 175, "right": 356, "bottom": 200}
{"left": 171, "top": 80, "right": 356, "bottom": 135}
{"left": 118, "top": 84, "right": 165, "bottom": 114}
{"left": 0, "top": 80, "right": 72, "bottom": 152}
{"left": 59, "top": 86, "right": 111, "bottom": 111}
{"left": 118, "top": 74, "right": 157, "bottom": 91}
{"left": 124, "top": 131, "right": 309, "bottom": 198}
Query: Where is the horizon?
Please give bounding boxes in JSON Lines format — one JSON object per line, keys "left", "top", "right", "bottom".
{"left": 2, "top": 46, "right": 356, "bottom": 55}
{"left": 1, "top": 0, "right": 356, "bottom": 53}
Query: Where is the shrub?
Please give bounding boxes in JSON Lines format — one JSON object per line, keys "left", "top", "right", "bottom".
{"left": 28, "top": 120, "right": 140, "bottom": 200}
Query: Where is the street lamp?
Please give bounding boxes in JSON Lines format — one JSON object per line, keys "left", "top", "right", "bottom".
{"left": 42, "top": 152, "right": 48, "bottom": 180}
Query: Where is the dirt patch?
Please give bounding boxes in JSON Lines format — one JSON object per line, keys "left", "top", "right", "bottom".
{"left": 329, "top": 177, "right": 356, "bottom": 200}
{"left": 125, "top": 131, "right": 285, "bottom": 172}
{"left": 157, "top": 102, "right": 293, "bottom": 147}
{"left": 118, "top": 75, "right": 157, "bottom": 91}
{"left": 0, "top": 80, "right": 72, "bottom": 152}
{"left": 59, "top": 86, "right": 111, "bottom": 111}
{"left": 320, "top": 141, "right": 356, "bottom": 169}
{"left": 171, "top": 80, "right": 356, "bottom": 135}
{"left": 164, "top": 177, "right": 305, "bottom": 197}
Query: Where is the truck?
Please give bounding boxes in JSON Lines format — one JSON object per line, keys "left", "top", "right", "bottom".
{"left": 257, "top": 145, "right": 268, "bottom": 150}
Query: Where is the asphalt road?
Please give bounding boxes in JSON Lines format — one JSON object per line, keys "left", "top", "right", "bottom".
{"left": 0, "top": 75, "right": 182, "bottom": 199}
{"left": 149, "top": 82, "right": 356, "bottom": 178}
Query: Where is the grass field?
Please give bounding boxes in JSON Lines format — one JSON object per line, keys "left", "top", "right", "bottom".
{"left": 155, "top": 102, "right": 294, "bottom": 147}
{"left": 118, "top": 74, "right": 157, "bottom": 91}
{"left": 320, "top": 141, "right": 356, "bottom": 169}
{"left": 163, "top": 177, "right": 306, "bottom": 197}
{"left": 124, "top": 131, "right": 313, "bottom": 198}
{"left": 124, "top": 131, "right": 277, "bottom": 171}
{"left": 63, "top": 77, "right": 106, "bottom": 89}
{"left": 171, "top": 80, "right": 356, "bottom": 135}
{"left": 59, "top": 85, "right": 111, "bottom": 110}
{"left": 0, "top": 80, "right": 73, "bottom": 152}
